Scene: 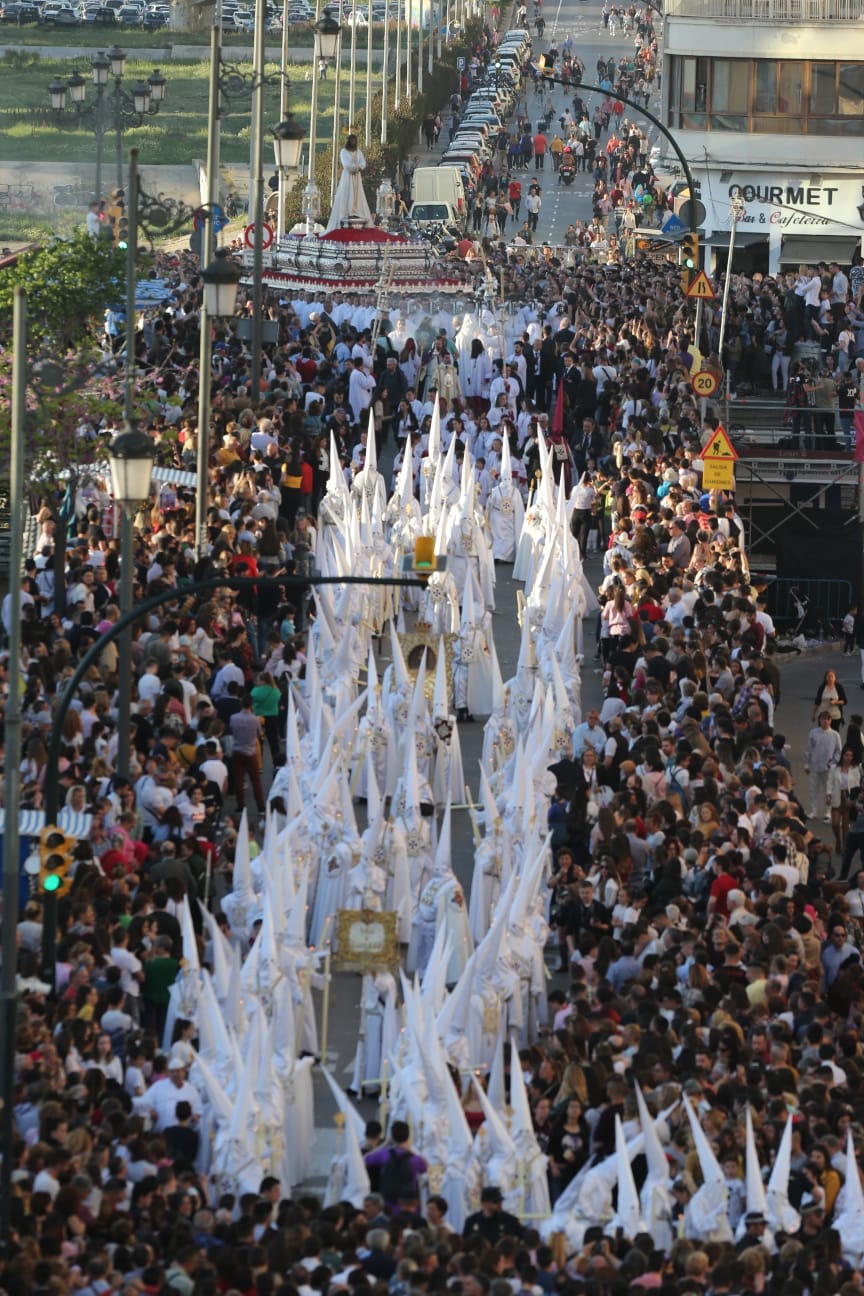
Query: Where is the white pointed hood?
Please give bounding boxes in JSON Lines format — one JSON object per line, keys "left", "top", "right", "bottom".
{"left": 400, "top": 706, "right": 422, "bottom": 819}
{"left": 284, "top": 687, "right": 302, "bottom": 766}
{"left": 321, "top": 1066, "right": 368, "bottom": 1145}
{"left": 460, "top": 569, "right": 476, "bottom": 638}
{"left": 285, "top": 862, "right": 310, "bottom": 948}
{"left": 427, "top": 394, "right": 442, "bottom": 461}
{"left": 270, "top": 976, "right": 298, "bottom": 1077}
{"left": 367, "top": 643, "right": 379, "bottom": 698}
{"left": 419, "top": 921, "right": 452, "bottom": 1017}
{"left": 490, "top": 633, "right": 506, "bottom": 714}
{"left": 471, "top": 1073, "right": 517, "bottom": 1160}
{"left": 479, "top": 765, "right": 501, "bottom": 832}
{"left": 500, "top": 431, "right": 513, "bottom": 486}
{"left": 682, "top": 1095, "right": 732, "bottom": 1243}
{"left": 608, "top": 1113, "right": 646, "bottom": 1240}
{"left": 487, "top": 1025, "right": 507, "bottom": 1111}
{"left": 745, "top": 1106, "right": 768, "bottom": 1219}
{"left": 389, "top": 619, "right": 410, "bottom": 692}
{"left": 223, "top": 942, "right": 245, "bottom": 1034}
{"left": 834, "top": 1127, "right": 864, "bottom": 1264}
{"left": 179, "top": 897, "right": 200, "bottom": 972}
{"left": 765, "top": 1114, "right": 800, "bottom": 1236}
{"left": 433, "top": 797, "right": 453, "bottom": 874}
{"left": 683, "top": 1094, "right": 725, "bottom": 1187}
{"left": 434, "top": 501, "right": 449, "bottom": 558}
{"left": 432, "top": 636, "right": 450, "bottom": 723}
{"left": 191, "top": 1047, "right": 234, "bottom": 1123}
{"left": 199, "top": 904, "right": 232, "bottom": 1001}
{"left": 412, "top": 648, "right": 429, "bottom": 725}
{"left": 396, "top": 435, "right": 415, "bottom": 508}
{"left": 635, "top": 1083, "right": 670, "bottom": 1185}
{"left": 365, "top": 406, "right": 379, "bottom": 479}
{"left": 196, "top": 970, "right": 234, "bottom": 1073}
{"left": 329, "top": 429, "right": 349, "bottom": 501}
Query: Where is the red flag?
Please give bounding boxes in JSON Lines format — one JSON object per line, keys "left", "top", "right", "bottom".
{"left": 855, "top": 411, "right": 864, "bottom": 463}
{"left": 551, "top": 379, "right": 565, "bottom": 435}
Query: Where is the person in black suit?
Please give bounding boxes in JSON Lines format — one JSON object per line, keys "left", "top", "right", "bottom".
{"left": 538, "top": 325, "right": 558, "bottom": 410}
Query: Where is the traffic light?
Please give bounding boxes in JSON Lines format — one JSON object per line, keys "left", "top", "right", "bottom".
{"left": 400, "top": 535, "right": 445, "bottom": 580}
{"left": 39, "top": 826, "right": 74, "bottom": 898}
{"left": 681, "top": 232, "right": 699, "bottom": 270}
{"left": 107, "top": 187, "right": 125, "bottom": 248}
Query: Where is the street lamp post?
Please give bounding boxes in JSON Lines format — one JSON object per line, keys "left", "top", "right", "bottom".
{"left": 365, "top": 0, "right": 373, "bottom": 147}
{"left": 195, "top": 249, "right": 243, "bottom": 559}
{"left": 110, "top": 419, "right": 156, "bottom": 786}
{"left": 308, "top": 10, "right": 340, "bottom": 206}
{"left": 47, "top": 48, "right": 167, "bottom": 203}
{"left": 394, "top": 0, "right": 402, "bottom": 112}
{"left": 273, "top": 117, "right": 305, "bottom": 238}
{"left": 249, "top": 0, "right": 267, "bottom": 403}
{"left": 330, "top": 17, "right": 344, "bottom": 202}
{"left": 0, "top": 286, "right": 27, "bottom": 1248}
{"left": 348, "top": 0, "right": 359, "bottom": 134}
{"left": 380, "top": 0, "right": 390, "bottom": 144}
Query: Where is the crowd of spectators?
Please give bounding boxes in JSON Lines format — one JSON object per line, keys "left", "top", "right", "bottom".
{"left": 4, "top": 46, "right": 864, "bottom": 1293}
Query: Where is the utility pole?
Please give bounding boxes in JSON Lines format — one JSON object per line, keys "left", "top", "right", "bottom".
{"left": 117, "top": 147, "right": 140, "bottom": 782}
{"left": 249, "top": 0, "right": 267, "bottom": 402}
{"left": 0, "top": 286, "right": 26, "bottom": 1244}
{"left": 196, "top": 21, "right": 221, "bottom": 558}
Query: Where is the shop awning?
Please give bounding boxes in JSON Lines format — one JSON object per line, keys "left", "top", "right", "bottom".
{"left": 780, "top": 234, "right": 861, "bottom": 264}
{"left": 708, "top": 231, "right": 769, "bottom": 247}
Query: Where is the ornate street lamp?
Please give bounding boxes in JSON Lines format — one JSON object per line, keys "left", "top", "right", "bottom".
{"left": 48, "top": 77, "right": 67, "bottom": 111}
{"left": 200, "top": 248, "right": 242, "bottom": 318}
{"left": 148, "top": 68, "right": 167, "bottom": 103}
{"left": 108, "top": 421, "right": 156, "bottom": 516}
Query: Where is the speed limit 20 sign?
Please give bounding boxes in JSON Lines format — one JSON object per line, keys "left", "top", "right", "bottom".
{"left": 691, "top": 369, "right": 719, "bottom": 398}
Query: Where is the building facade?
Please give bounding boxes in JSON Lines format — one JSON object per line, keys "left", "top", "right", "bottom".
{"left": 659, "top": 0, "right": 864, "bottom": 272}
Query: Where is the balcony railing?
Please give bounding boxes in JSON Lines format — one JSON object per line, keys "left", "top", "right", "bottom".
{"left": 665, "top": 0, "right": 862, "bottom": 19}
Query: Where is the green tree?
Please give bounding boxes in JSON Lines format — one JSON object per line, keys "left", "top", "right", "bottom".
{"left": 0, "top": 232, "right": 127, "bottom": 346}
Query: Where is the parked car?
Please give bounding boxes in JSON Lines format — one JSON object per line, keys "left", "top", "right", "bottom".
{"left": 1, "top": 3, "right": 42, "bottom": 21}
{"left": 41, "top": 6, "right": 82, "bottom": 23}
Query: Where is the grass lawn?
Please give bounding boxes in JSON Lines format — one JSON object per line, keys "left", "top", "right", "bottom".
{"left": 0, "top": 19, "right": 395, "bottom": 47}
{"left": 0, "top": 53, "right": 375, "bottom": 169}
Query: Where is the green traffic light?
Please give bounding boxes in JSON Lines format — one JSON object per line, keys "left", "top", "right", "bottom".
{"left": 118, "top": 239, "right": 128, "bottom": 250}
{"left": 43, "top": 874, "right": 61, "bottom": 893}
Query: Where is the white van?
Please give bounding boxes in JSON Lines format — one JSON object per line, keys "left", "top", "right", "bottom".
{"left": 409, "top": 200, "right": 462, "bottom": 231}
{"left": 410, "top": 166, "right": 466, "bottom": 220}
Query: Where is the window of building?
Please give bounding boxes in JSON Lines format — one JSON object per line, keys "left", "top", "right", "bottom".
{"left": 667, "top": 56, "right": 864, "bottom": 133}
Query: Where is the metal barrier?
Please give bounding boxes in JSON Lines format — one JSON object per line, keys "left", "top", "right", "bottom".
{"left": 665, "top": 0, "right": 861, "bottom": 18}
{"left": 768, "top": 577, "right": 853, "bottom": 630}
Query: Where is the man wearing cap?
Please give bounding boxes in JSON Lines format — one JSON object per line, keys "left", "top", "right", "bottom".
{"left": 146, "top": 1057, "right": 202, "bottom": 1132}
{"left": 463, "top": 1186, "right": 523, "bottom": 1242}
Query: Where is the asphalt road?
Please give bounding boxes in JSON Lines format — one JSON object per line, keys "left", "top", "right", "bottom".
{"left": 286, "top": 1, "right": 858, "bottom": 1192}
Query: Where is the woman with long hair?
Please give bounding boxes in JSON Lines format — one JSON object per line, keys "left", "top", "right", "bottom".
{"left": 600, "top": 583, "right": 633, "bottom": 663}
{"left": 547, "top": 1098, "right": 590, "bottom": 1203}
